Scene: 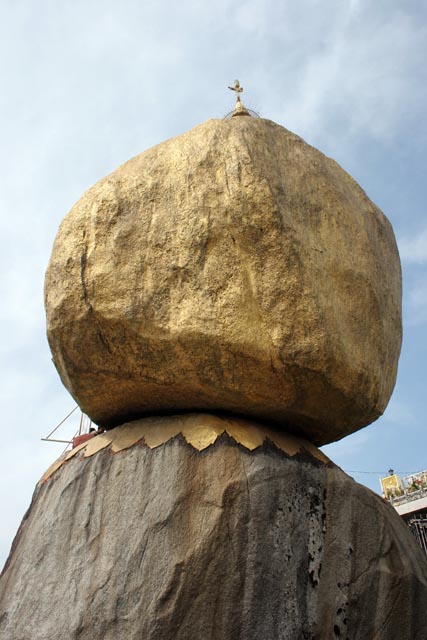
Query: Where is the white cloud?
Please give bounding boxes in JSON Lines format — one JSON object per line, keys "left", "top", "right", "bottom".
{"left": 257, "top": 2, "right": 427, "bottom": 148}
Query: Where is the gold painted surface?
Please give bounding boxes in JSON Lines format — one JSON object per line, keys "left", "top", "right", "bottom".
{"left": 226, "top": 420, "right": 265, "bottom": 451}
{"left": 39, "top": 459, "right": 65, "bottom": 484}
{"left": 64, "top": 440, "right": 88, "bottom": 461}
{"left": 142, "top": 418, "right": 187, "bottom": 449}
{"left": 297, "top": 438, "right": 330, "bottom": 464}
{"left": 265, "top": 429, "right": 303, "bottom": 457}
{"left": 182, "top": 423, "right": 224, "bottom": 450}
{"left": 109, "top": 424, "right": 145, "bottom": 453}
{"left": 83, "top": 431, "right": 114, "bottom": 457}
{"left": 45, "top": 118, "right": 402, "bottom": 447}
{"left": 40, "top": 414, "right": 330, "bottom": 483}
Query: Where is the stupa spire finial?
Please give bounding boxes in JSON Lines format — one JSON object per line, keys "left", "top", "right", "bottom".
{"left": 228, "top": 79, "right": 250, "bottom": 117}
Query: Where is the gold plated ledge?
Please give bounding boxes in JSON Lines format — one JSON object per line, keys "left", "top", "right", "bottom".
{"left": 39, "top": 414, "right": 329, "bottom": 484}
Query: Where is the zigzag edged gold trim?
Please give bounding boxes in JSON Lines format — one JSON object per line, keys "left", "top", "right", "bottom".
{"left": 39, "top": 413, "right": 329, "bottom": 484}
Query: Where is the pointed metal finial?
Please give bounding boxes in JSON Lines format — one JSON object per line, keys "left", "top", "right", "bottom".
{"left": 228, "top": 79, "right": 250, "bottom": 117}
{"left": 228, "top": 79, "right": 244, "bottom": 97}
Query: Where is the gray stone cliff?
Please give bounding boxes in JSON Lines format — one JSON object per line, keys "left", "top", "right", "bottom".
{"left": 1, "top": 417, "right": 426, "bottom": 640}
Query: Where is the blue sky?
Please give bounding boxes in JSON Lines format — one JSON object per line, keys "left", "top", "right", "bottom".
{"left": 0, "top": 0, "right": 426, "bottom": 566}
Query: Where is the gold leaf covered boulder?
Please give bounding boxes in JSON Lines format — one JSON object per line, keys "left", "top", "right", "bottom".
{"left": 45, "top": 117, "right": 402, "bottom": 445}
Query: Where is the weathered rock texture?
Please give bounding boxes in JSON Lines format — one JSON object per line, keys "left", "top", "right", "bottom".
{"left": 45, "top": 117, "right": 402, "bottom": 444}
{"left": 1, "top": 416, "right": 426, "bottom": 640}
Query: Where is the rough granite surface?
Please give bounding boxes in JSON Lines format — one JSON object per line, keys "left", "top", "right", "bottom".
{"left": 1, "top": 422, "right": 426, "bottom": 640}
{"left": 44, "top": 117, "right": 402, "bottom": 445}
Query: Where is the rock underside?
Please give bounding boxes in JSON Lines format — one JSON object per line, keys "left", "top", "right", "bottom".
{"left": 1, "top": 416, "right": 426, "bottom": 640}
{"left": 44, "top": 117, "right": 402, "bottom": 445}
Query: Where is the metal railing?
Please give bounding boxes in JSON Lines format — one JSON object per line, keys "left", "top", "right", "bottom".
{"left": 388, "top": 486, "right": 427, "bottom": 507}
{"left": 408, "top": 516, "right": 427, "bottom": 555}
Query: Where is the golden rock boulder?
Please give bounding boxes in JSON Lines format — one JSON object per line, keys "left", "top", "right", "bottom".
{"left": 44, "top": 117, "right": 402, "bottom": 445}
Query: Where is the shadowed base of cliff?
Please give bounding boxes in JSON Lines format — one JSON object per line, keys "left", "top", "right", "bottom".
{"left": 1, "top": 414, "right": 426, "bottom": 640}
